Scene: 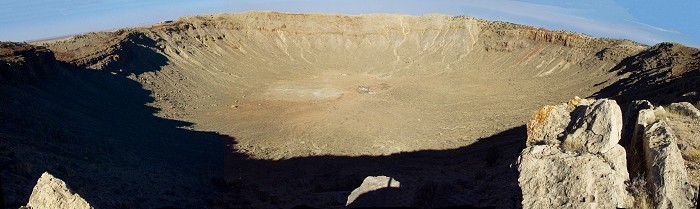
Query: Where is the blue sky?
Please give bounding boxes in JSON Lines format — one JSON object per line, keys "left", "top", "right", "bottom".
{"left": 1, "top": 0, "right": 698, "bottom": 47}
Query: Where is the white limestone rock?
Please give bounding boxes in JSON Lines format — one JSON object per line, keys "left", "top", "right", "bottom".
{"left": 25, "top": 172, "right": 93, "bottom": 209}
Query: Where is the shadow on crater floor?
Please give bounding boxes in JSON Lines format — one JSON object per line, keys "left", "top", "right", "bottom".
{"left": 220, "top": 125, "right": 525, "bottom": 208}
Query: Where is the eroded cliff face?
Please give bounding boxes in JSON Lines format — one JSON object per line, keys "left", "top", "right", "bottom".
{"left": 1, "top": 12, "right": 698, "bottom": 208}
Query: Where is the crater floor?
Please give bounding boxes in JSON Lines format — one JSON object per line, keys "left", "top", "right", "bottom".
{"left": 45, "top": 12, "right": 643, "bottom": 159}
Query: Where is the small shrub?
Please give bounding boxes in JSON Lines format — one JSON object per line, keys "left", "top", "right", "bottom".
{"left": 561, "top": 138, "right": 585, "bottom": 153}
{"left": 653, "top": 108, "right": 668, "bottom": 121}
{"left": 629, "top": 175, "right": 652, "bottom": 209}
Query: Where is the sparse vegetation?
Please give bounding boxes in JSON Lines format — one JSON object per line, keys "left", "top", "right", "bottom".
{"left": 561, "top": 138, "right": 585, "bottom": 153}
{"left": 663, "top": 106, "right": 700, "bottom": 192}
{"left": 629, "top": 175, "right": 653, "bottom": 209}
{"left": 666, "top": 107, "right": 682, "bottom": 117}
{"left": 654, "top": 107, "right": 668, "bottom": 119}
{"left": 682, "top": 148, "right": 700, "bottom": 162}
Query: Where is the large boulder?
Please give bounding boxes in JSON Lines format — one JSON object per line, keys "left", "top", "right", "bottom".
{"left": 518, "top": 145, "right": 631, "bottom": 208}
{"left": 565, "top": 99, "right": 623, "bottom": 154}
{"left": 643, "top": 121, "right": 694, "bottom": 208}
{"left": 526, "top": 97, "right": 623, "bottom": 154}
{"left": 518, "top": 97, "right": 632, "bottom": 208}
{"left": 24, "top": 172, "right": 93, "bottom": 209}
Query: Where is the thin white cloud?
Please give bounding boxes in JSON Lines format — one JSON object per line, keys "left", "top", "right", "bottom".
{"left": 623, "top": 19, "right": 681, "bottom": 34}
{"left": 452, "top": 0, "right": 666, "bottom": 44}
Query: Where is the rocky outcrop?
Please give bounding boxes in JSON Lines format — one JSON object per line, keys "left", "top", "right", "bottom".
{"left": 522, "top": 98, "right": 697, "bottom": 208}
{"left": 626, "top": 102, "right": 695, "bottom": 208}
{"left": 346, "top": 176, "right": 404, "bottom": 207}
{"left": 518, "top": 97, "right": 632, "bottom": 208}
{"left": 643, "top": 121, "right": 695, "bottom": 208}
{"left": 525, "top": 97, "right": 623, "bottom": 154}
{"left": 24, "top": 172, "right": 93, "bottom": 209}
{"left": 566, "top": 98, "right": 623, "bottom": 154}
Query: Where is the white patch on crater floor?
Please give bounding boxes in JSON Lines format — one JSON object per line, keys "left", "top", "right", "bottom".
{"left": 266, "top": 84, "right": 344, "bottom": 101}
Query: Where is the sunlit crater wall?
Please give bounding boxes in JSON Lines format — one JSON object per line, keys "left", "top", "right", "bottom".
{"left": 47, "top": 12, "right": 644, "bottom": 159}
